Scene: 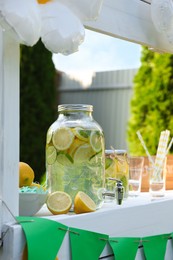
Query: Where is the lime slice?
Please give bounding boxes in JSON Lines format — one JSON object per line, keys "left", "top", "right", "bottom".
{"left": 105, "top": 159, "right": 118, "bottom": 178}
{"left": 52, "top": 127, "right": 74, "bottom": 150}
{"left": 89, "top": 131, "right": 102, "bottom": 152}
{"left": 46, "top": 146, "right": 57, "bottom": 165}
{"left": 89, "top": 152, "right": 102, "bottom": 165}
{"left": 68, "top": 138, "right": 85, "bottom": 157}
{"left": 105, "top": 166, "right": 116, "bottom": 179}
{"left": 73, "top": 144, "right": 95, "bottom": 162}
{"left": 57, "top": 152, "right": 73, "bottom": 166}
{"left": 46, "top": 128, "right": 52, "bottom": 144}
{"left": 73, "top": 127, "right": 90, "bottom": 141}
{"left": 105, "top": 157, "right": 113, "bottom": 169}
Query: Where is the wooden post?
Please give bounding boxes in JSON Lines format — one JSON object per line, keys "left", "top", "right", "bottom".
{"left": 0, "top": 27, "right": 19, "bottom": 238}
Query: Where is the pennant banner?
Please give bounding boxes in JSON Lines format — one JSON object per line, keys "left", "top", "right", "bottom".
{"left": 16, "top": 216, "right": 67, "bottom": 260}
{"left": 109, "top": 237, "right": 140, "bottom": 260}
{"left": 142, "top": 234, "right": 169, "bottom": 260}
{"left": 16, "top": 216, "right": 173, "bottom": 260}
{"left": 69, "top": 227, "right": 108, "bottom": 260}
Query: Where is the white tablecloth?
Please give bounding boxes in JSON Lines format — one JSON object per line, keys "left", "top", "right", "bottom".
{"left": 1, "top": 192, "right": 173, "bottom": 259}
{"left": 37, "top": 191, "right": 173, "bottom": 236}
{"left": 38, "top": 191, "right": 173, "bottom": 259}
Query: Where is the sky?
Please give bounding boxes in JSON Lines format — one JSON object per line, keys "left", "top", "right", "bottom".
{"left": 52, "top": 29, "right": 142, "bottom": 86}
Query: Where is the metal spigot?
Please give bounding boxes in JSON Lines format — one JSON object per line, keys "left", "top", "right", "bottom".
{"left": 102, "top": 178, "right": 124, "bottom": 205}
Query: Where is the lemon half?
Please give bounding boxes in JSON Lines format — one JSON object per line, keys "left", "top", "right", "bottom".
{"left": 46, "top": 191, "right": 72, "bottom": 215}
{"left": 74, "top": 191, "right": 96, "bottom": 214}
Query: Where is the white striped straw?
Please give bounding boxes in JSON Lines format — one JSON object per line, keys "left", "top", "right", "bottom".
{"left": 136, "top": 131, "right": 154, "bottom": 166}
{"left": 166, "top": 137, "right": 173, "bottom": 155}
{"left": 154, "top": 130, "right": 170, "bottom": 178}
{"left": 157, "top": 137, "right": 173, "bottom": 175}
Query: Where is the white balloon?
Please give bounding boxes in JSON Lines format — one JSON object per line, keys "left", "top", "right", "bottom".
{"left": 57, "top": 0, "right": 103, "bottom": 21}
{"left": 151, "top": 0, "right": 173, "bottom": 33}
{"left": 0, "top": 0, "right": 41, "bottom": 46}
{"left": 40, "top": 2, "right": 85, "bottom": 54}
{"left": 151, "top": 0, "right": 173, "bottom": 45}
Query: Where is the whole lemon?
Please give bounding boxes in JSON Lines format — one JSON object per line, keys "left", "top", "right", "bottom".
{"left": 19, "top": 162, "right": 35, "bottom": 187}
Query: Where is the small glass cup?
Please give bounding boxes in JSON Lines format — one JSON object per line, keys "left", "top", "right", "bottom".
{"left": 165, "top": 156, "right": 173, "bottom": 190}
{"left": 146, "top": 157, "right": 167, "bottom": 198}
{"left": 129, "top": 156, "right": 144, "bottom": 197}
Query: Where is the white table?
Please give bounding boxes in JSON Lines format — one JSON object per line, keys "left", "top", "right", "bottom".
{"left": 1, "top": 192, "right": 173, "bottom": 259}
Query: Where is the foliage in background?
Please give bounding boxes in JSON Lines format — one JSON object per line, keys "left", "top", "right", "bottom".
{"left": 20, "top": 40, "right": 57, "bottom": 182}
{"left": 128, "top": 47, "right": 173, "bottom": 155}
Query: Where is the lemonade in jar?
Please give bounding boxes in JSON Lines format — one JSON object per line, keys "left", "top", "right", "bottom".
{"left": 105, "top": 150, "right": 129, "bottom": 200}
{"left": 46, "top": 104, "right": 105, "bottom": 209}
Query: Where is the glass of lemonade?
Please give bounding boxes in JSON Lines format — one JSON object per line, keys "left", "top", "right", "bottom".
{"left": 46, "top": 104, "right": 105, "bottom": 210}
{"left": 105, "top": 149, "right": 129, "bottom": 201}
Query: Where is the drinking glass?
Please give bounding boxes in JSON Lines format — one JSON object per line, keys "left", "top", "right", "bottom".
{"left": 129, "top": 156, "right": 144, "bottom": 197}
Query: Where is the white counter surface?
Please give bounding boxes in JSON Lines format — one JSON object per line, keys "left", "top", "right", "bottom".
{"left": 36, "top": 191, "right": 173, "bottom": 237}
{"left": 1, "top": 192, "right": 173, "bottom": 259}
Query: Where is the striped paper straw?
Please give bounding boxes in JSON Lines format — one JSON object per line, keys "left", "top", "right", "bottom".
{"left": 136, "top": 131, "right": 154, "bottom": 166}
{"left": 156, "top": 136, "right": 173, "bottom": 177}
{"left": 154, "top": 130, "right": 170, "bottom": 178}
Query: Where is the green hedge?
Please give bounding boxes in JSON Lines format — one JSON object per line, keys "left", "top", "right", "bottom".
{"left": 20, "top": 40, "right": 57, "bottom": 181}
{"left": 128, "top": 47, "right": 173, "bottom": 155}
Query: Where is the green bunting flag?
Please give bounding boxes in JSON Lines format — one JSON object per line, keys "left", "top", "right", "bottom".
{"left": 16, "top": 216, "right": 173, "bottom": 260}
{"left": 142, "top": 234, "right": 169, "bottom": 260}
{"left": 109, "top": 237, "right": 140, "bottom": 260}
{"left": 16, "top": 216, "right": 67, "bottom": 260}
{"left": 69, "top": 227, "right": 108, "bottom": 260}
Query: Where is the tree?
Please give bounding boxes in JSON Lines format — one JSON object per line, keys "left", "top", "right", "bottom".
{"left": 20, "top": 40, "right": 57, "bottom": 181}
{"left": 128, "top": 47, "right": 173, "bottom": 156}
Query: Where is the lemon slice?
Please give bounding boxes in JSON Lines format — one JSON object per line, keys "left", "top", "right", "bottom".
{"left": 52, "top": 127, "right": 74, "bottom": 150}
{"left": 73, "top": 144, "right": 95, "bottom": 162}
{"left": 46, "top": 191, "right": 72, "bottom": 215}
{"left": 116, "top": 158, "right": 129, "bottom": 175}
{"left": 74, "top": 191, "right": 96, "bottom": 214}
{"left": 89, "top": 131, "right": 102, "bottom": 152}
{"left": 68, "top": 138, "right": 85, "bottom": 157}
{"left": 46, "top": 146, "right": 57, "bottom": 165}
{"left": 73, "top": 127, "right": 90, "bottom": 141}
{"left": 105, "top": 158, "right": 118, "bottom": 178}
{"left": 57, "top": 152, "right": 73, "bottom": 166}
